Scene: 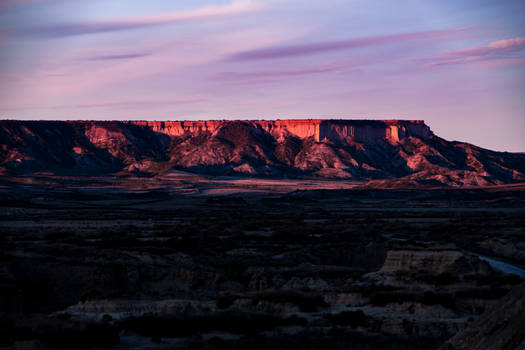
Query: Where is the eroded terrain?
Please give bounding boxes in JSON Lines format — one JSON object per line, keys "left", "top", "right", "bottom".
{"left": 1, "top": 179, "right": 525, "bottom": 349}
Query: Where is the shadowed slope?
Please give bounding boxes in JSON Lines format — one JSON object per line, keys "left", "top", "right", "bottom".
{"left": 439, "top": 282, "right": 525, "bottom": 350}
{"left": 1, "top": 119, "right": 524, "bottom": 186}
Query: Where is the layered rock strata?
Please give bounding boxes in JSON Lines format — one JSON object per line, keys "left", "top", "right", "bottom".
{"left": 130, "top": 119, "right": 431, "bottom": 143}
{"left": 1, "top": 119, "right": 524, "bottom": 186}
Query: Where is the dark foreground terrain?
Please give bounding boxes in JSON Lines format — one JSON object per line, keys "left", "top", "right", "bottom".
{"left": 1, "top": 178, "right": 525, "bottom": 349}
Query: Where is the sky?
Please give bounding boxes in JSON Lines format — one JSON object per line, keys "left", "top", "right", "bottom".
{"left": 0, "top": 0, "right": 524, "bottom": 151}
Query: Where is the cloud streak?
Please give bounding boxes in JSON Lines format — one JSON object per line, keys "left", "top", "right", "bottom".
{"left": 214, "top": 61, "right": 345, "bottom": 81}
{"left": 227, "top": 27, "right": 474, "bottom": 61}
{"left": 423, "top": 37, "right": 525, "bottom": 67}
{"left": 212, "top": 57, "right": 383, "bottom": 86}
{"left": 86, "top": 53, "right": 150, "bottom": 61}
{"left": 0, "top": 97, "right": 204, "bottom": 111}
{"left": 19, "top": 0, "right": 264, "bottom": 38}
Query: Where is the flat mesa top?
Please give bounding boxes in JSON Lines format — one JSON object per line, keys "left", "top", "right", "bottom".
{"left": 134, "top": 119, "right": 427, "bottom": 124}
{"left": 1, "top": 119, "right": 427, "bottom": 124}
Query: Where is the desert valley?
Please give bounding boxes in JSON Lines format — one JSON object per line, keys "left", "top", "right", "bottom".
{"left": 1, "top": 119, "right": 525, "bottom": 349}
{"left": 2, "top": 0, "right": 524, "bottom": 348}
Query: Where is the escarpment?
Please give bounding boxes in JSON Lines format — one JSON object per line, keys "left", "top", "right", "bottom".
{"left": 130, "top": 119, "right": 432, "bottom": 143}
{"left": 1, "top": 119, "right": 524, "bottom": 186}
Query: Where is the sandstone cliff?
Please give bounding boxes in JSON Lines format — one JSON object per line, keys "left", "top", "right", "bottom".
{"left": 130, "top": 119, "right": 431, "bottom": 143}
{"left": 0, "top": 119, "right": 524, "bottom": 186}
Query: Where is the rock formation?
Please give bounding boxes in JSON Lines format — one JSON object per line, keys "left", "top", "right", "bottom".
{"left": 439, "top": 282, "right": 525, "bottom": 350}
{"left": 130, "top": 119, "right": 431, "bottom": 143}
{"left": 1, "top": 119, "right": 524, "bottom": 186}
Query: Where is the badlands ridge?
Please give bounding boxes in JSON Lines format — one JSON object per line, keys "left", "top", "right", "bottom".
{"left": 1, "top": 119, "right": 524, "bottom": 187}
{"left": 131, "top": 119, "right": 432, "bottom": 143}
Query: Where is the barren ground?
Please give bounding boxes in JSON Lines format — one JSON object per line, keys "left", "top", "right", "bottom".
{"left": 1, "top": 175, "right": 525, "bottom": 349}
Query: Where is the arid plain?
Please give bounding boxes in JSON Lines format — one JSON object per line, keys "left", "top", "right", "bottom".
{"left": 2, "top": 173, "right": 525, "bottom": 349}
{"left": 1, "top": 120, "right": 525, "bottom": 349}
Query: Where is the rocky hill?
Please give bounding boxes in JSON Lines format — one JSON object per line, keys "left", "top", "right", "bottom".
{"left": 439, "top": 282, "right": 525, "bottom": 350}
{"left": 1, "top": 119, "right": 524, "bottom": 186}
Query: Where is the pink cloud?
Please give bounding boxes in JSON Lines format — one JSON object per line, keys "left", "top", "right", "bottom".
{"left": 227, "top": 27, "right": 474, "bottom": 61}
{"left": 20, "top": 0, "right": 264, "bottom": 37}
{"left": 214, "top": 61, "right": 345, "bottom": 81}
{"left": 85, "top": 53, "right": 150, "bottom": 61}
{"left": 423, "top": 37, "right": 525, "bottom": 67}
{"left": 0, "top": 23, "right": 307, "bottom": 108}
{"left": 1, "top": 97, "right": 204, "bottom": 111}
{"left": 212, "top": 57, "right": 384, "bottom": 86}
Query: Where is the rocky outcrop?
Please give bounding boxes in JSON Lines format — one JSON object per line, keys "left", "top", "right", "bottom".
{"left": 1, "top": 119, "right": 524, "bottom": 186}
{"left": 378, "top": 249, "right": 492, "bottom": 275}
{"left": 130, "top": 119, "right": 431, "bottom": 143}
{"left": 439, "top": 282, "right": 525, "bottom": 350}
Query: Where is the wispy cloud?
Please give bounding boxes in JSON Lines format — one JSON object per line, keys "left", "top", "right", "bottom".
{"left": 0, "top": 97, "right": 204, "bottom": 111}
{"left": 19, "top": 0, "right": 264, "bottom": 38}
{"left": 227, "top": 27, "right": 474, "bottom": 61}
{"left": 0, "top": 24, "right": 305, "bottom": 106}
{"left": 61, "top": 97, "right": 205, "bottom": 109}
{"left": 422, "top": 37, "right": 525, "bottom": 67}
{"left": 86, "top": 53, "right": 150, "bottom": 61}
{"left": 212, "top": 57, "right": 382, "bottom": 86}
{"left": 214, "top": 61, "right": 345, "bottom": 81}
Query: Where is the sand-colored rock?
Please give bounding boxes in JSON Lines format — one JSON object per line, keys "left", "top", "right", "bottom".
{"left": 378, "top": 249, "right": 492, "bottom": 275}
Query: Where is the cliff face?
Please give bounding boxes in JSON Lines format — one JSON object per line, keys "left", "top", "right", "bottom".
{"left": 130, "top": 119, "right": 432, "bottom": 143}
{"left": 1, "top": 119, "right": 524, "bottom": 186}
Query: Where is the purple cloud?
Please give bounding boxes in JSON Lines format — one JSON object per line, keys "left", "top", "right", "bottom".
{"left": 62, "top": 97, "right": 204, "bottom": 109}
{"left": 18, "top": 1, "right": 264, "bottom": 38}
{"left": 86, "top": 53, "right": 150, "bottom": 61}
{"left": 423, "top": 37, "right": 525, "bottom": 67}
{"left": 211, "top": 57, "right": 382, "bottom": 86}
{"left": 0, "top": 97, "right": 204, "bottom": 111}
{"left": 214, "top": 61, "right": 345, "bottom": 81}
{"left": 227, "top": 27, "right": 474, "bottom": 61}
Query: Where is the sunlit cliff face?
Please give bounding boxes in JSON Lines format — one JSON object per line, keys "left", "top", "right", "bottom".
{"left": 130, "top": 120, "right": 431, "bottom": 143}
{"left": 1, "top": 119, "right": 523, "bottom": 186}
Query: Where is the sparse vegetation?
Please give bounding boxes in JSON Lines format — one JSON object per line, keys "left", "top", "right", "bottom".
{"left": 0, "top": 185, "right": 524, "bottom": 349}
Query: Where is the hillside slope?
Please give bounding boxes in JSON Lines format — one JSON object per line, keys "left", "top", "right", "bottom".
{"left": 1, "top": 119, "right": 524, "bottom": 187}
{"left": 439, "top": 282, "right": 525, "bottom": 350}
